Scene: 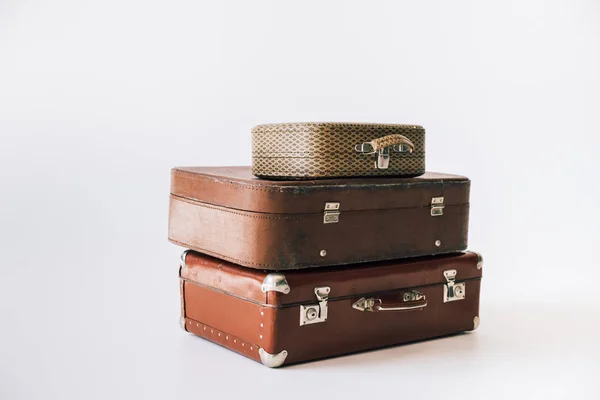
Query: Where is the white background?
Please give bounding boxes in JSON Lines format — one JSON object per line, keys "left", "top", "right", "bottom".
{"left": 1, "top": 0, "right": 599, "bottom": 399}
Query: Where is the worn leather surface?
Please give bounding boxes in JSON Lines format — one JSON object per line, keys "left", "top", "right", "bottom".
{"left": 169, "top": 167, "right": 470, "bottom": 269}
{"left": 180, "top": 251, "right": 482, "bottom": 366}
{"left": 171, "top": 166, "right": 469, "bottom": 214}
{"left": 252, "top": 122, "right": 425, "bottom": 179}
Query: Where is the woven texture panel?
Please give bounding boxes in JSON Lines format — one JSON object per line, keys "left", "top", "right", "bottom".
{"left": 252, "top": 122, "right": 425, "bottom": 179}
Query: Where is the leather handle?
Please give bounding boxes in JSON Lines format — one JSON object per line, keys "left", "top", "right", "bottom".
{"left": 370, "top": 134, "right": 414, "bottom": 152}
{"left": 355, "top": 134, "right": 415, "bottom": 154}
{"left": 352, "top": 290, "right": 427, "bottom": 312}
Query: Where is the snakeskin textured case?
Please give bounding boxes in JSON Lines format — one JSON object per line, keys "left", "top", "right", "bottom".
{"left": 252, "top": 122, "right": 425, "bottom": 179}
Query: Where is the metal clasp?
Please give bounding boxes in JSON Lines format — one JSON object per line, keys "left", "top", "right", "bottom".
{"left": 375, "top": 147, "right": 390, "bottom": 169}
{"left": 300, "top": 286, "right": 330, "bottom": 326}
{"left": 443, "top": 269, "right": 466, "bottom": 302}
{"left": 323, "top": 202, "right": 340, "bottom": 224}
{"left": 355, "top": 143, "right": 405, "bottom": 170}
{"left": 431, "top": 197, "right": 445, "bottom": 216}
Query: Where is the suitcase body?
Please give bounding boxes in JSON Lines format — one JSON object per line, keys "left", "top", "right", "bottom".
{"left": 169, "top": 166, "right": 470, "bottom": 270}
{"left": 252, "top": 122, "right": 425, "bottom": 179}
{"left": 179, "top": 250, "right": 483, "bottom": 367}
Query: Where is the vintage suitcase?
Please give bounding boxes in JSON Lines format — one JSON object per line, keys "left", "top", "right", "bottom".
{"left": 179, "top": 250, "right": 483, "bottom": 367}
{"left": 252, "top": 122, "right": 425, "bottom": 179}
{"left": 169, "top": 166, "right": 470, "bottom": 270}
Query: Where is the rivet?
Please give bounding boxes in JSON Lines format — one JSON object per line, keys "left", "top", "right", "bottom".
{"left": 196, "top": 323, "right": 199, "bottom": 327}
{"left": 250, "top": 347, "right": 253, "bottom": 350}
{"left": 260, "top": 323, "right": 264, "bottom": 328}
{"left": 226, "top": 336, "right": 229, "bottom": 340}
{"left": 204, "top": 327, "right": 206, "bottom": 330}
{"left": 188, "top": 321, "right": 191, "bottom": 325}
{"left": 260, "top": 335, "right": 263, "bottom": 339}
{"left": 320, "top": 250, "right": 327, "bottom": 257}
{"left": 261, "top": 311, "right": 264, "bottom": 316}
{"left": 234, "top": 340, "right": 237, "bottom": 343}
{"left": 242, "top": 343, "right": 245, "bottom": 347}
{"left": 218, "top": 333, "right": 221, "bottom": 337}
{"left": 435, "top": 240, "right": 441, "bottom": 247}
{"left": 211, "top": 330, "right": 213, "bottom": 334}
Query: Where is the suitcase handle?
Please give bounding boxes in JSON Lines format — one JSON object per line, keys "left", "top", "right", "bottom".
{"left": 352, "top": 290, "right": 427, "bottom": 312}
{"left": 355, "top": 134, "right": 415, "bottom": 154}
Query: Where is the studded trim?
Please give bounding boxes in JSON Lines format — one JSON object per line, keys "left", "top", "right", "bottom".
{"left": 183, "top": 317, "right": 263, "bottom": 363}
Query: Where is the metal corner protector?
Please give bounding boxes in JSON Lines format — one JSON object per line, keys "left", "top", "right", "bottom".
{"left": 261, "top": 273, "right": 290, "bottom": 294}
{"left": 258, "top": 349, "right": 288, "bottom": 368}
{"left": 470, "top": 251, "right": 483, "bottom": 270}
{"left": 180, "top": 249, "right": 192, "bottom": 269}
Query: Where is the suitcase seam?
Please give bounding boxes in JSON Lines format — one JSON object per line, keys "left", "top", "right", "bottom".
{"left": 171, "top": 195, "right": 301, "bottom": 219}
{"left": 172, "top": 169, "right": 468, "bottom": 193}
{"left": 172, "top": 194, "right": 469, "bottom": 216}
{"left": 169, "top": 238, "right": 467, "bottom": 269}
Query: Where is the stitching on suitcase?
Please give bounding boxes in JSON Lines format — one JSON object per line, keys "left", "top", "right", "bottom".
{"left": 173, "top": 169, "right": 466, "bottom": 193}
{"left": 172, "top": 196, "right": 300, "bottom": 220}
{"left": 173, "top": 194, "right": 469, "bottom": 214}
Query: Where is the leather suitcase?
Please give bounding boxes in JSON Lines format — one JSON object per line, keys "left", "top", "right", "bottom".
{"left": 169, "top": 166, "right": 470, "bottom": 270}
{"left": 252, "top": 122, "right": 425, "bottom": 179}
{"left": 179, "top": 250, "right": 483, "bottom": 367}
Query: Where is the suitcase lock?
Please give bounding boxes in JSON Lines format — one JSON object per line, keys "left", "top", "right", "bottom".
{"left": 444, "top": 269, "right": 466, "bottom": 302}
{"left": 300, "top": 286, "right": 330, "bottom": 326}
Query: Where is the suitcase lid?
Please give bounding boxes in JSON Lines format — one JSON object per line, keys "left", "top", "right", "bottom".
{"left": 171, "top": 166, "right": 469, "bottom": 214}
{"left": 180, "top": 251, "right": 483, "bottom": 307}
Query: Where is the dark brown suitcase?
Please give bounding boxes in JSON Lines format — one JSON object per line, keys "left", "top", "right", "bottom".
{"left": 169, "top": 166, "right": 470, "bottom": 270}
{"left": 179, "top": 250, "right": 483, "bottom": 367}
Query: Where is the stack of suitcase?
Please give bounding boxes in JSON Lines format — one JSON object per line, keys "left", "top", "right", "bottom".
{"left": 169, "top": 122, "right": 483, "bottom": 368}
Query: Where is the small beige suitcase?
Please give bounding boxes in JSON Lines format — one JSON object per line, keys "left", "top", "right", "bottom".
{"left": 251, "top": 122, "right": 425, "bottom": 179}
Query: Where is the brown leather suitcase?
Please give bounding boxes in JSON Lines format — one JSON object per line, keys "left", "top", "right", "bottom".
{"left": 169, "top": 166, "right": 470, "bottom": 270}
{"left": 179, "top": 250, "right": 483, "bottom": 367}
{"left": 252, "top": 122, "right": 425, "bottom": 179}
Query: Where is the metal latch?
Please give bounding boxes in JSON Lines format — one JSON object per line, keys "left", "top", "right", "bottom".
{"left": 300, "top": 286, "right": 330, "bottom": 326}
{"left": 323, "top": 202, "right": 340, "bottom": 224}
{"left": 431, "top": 197, "right": 445, "bottom": 216}
{"left": 355, "top": 140, "right": 412, "bottom": 170}
{"left": 443, "top": 269, "right": 466, "bottom": 302}
{"left": 375, "top": 147, "right": 390, "bottom": 169}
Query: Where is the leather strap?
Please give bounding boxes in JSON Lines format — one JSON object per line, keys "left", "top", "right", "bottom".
{"left": 370, "top": 134, "right": 415, "bottom": 152}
